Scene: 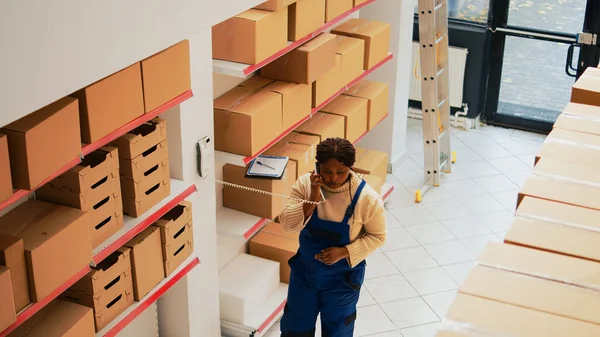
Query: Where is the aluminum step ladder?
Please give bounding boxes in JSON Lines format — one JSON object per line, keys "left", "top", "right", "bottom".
{"left": 415, "top": 0, "right": 455, "bottom": 203}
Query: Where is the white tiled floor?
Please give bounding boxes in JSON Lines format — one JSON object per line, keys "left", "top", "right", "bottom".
{"left": 265, "top": 119, "right": 545, "bottom": 337}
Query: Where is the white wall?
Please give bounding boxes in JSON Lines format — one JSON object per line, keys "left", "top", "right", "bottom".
{"left": 357, "top": 0, "right": 417, "bottom": 172}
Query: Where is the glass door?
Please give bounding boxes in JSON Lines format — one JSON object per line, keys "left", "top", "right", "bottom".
{"left": 484, "top": 0, "right": 600, "bottom": 133}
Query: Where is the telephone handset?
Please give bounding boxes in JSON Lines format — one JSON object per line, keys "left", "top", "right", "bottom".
{"left": 314, "top": 162, "right": 326, "bottom": 201}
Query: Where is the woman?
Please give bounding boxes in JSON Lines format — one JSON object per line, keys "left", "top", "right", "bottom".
{"left": 278, "top": 137, "right": 387, "bottom": 337}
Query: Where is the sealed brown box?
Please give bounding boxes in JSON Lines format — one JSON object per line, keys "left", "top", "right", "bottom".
{"left": 535, "top": 140, "right": 600, "bottom": 167}
{"left": 48, "top": 147, "right": 120, "bottom": 193}
{"left": 554, "top": 103, "right": 600, "bottom": 136}
{"left": 261, "top": 33, "right": 337, "bottom": 84}
{"left": 461, "top": 264, "right": 600, "bottom": 325}
{"left": 162, "top": 222, "right": 193, "bottom": 277}
{"left": 264, "top": 142, "right": 313, "bottom": 180}
{"left": 0, "top": 235, "right": 30, "bottom": 312}
{"left": 70, "top": 248, "right": 131, "bottom": 296}
{"left": 331, "top": 19, "right": 391, "bottom": 69}
{"left": 362, "top": 174, "right": 384, "bottom": 194}
{"left": 325, "top": 0, "right": 353, "bottom": 21}
{"left": 354, "top": 147, "right": 388, "bottom": 179}
{"left": 212, "top": 9, "right": 288, "bottom": 65}
{"left": 238, "top": 76, "right": 275, "bottom": 91}
{"left": 0, "top": 267, "right": 15, "bottom": 332}
{"left": 295, "top": 112, "right": 345, "bottom": 142}
{"left": 337, "top": 36, "right": 365, "bottom": 85}
{"left": 545, "top": 126, "right": 600, "bottom": 149}
{"left": 508, "top": 196, "right": 600, "bottom": 262}
{"left": 0, "top": 134, "right": 12, "bottom": 202}
{"left": 264, "top": 81, "right": 311, "bottom": 130}
{"left": 313, "top": 54, "right": 342, "bottom": 108}
{"left": 254, "top": 0, "right": 297, "bottom": 11}
{"left": 124, "top": 226, "right": 165, "bottom": 300}
{"left": 112, "top": 118, "right": 167, "bottom": 160}
{"left": 571, "top": 66, "right": 600, "bottom": 106}
{"left": 72, "top": 64, "right": 145, "bottom": 144}
{"left": 8, "top": 300, "right": 95, "bottom": 337}
{"left": 343, "top": 80, "right": 389, "bottom": 129}
{"left": 518, "top": 157, "right": 600, "bottom": 210}
{"left": 1, "top": 97, "right": 81, "bottom": 190}
{"left": 250, "top": 231, "right": 299, "bottom": 283}
{"left": 141, "top": 40, "right": 191, "bottom": 112}
{"left": 123, "top": 178, "right": 171, "bottom": 218}
{"left": 283, "top": 132, "right": 320, "bottom": 151}
{"left": 440, "top": 293, "right": 600, "bottom": 336}
{"left": 154, "top": 201, "right": 193, "bottom": 244}
{"left": 223, "top": 162, "right": 297, "bottom": 219}
{"left": 262, "top": 221, "right": 300, "bottom": 240}
{"left": 214, "top": 86, "right": 283, "bottom": 157}
{"left": 288, "top": 0, "right": 326, "bottom": 41}
{"left": 0, "top": 200, "right": 92, "bottom": 302}
{"left": 320, "top": 95, "right": 368, "bottom": 143}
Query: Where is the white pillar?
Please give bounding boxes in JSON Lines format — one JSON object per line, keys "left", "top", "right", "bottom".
{"left": 157, "top": 28, "right": 222, "bottom": 337}
{"left": 358, "top": 0, "right": 418, "bottom": 172}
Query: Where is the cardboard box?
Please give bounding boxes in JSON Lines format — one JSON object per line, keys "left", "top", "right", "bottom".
{"left": 313, "top": 54, "right": 342, "bottom": 108}
{"left": 325, "top": 0, "right": 353, "bottom": 22}
{"left": 123, "top": 178, "right": 171, "bottom": 218}
{"left": 331, "top": 19, "right": 391, "bottom": 69}
{"left": 264, "top": 142, "right": 313, "bottom": 180}
{"left": 214, "top": 86, "right": 283, "bottom": 157}
{"left": 294, "top": 112, "right": 345, "bottom": 142}
{"left": 112, "top": 118, "right": 167, "bottom": 160}
{"left": 238, "top": 76, "right": 274, "bottom": 91}
{"left": 518, "top": 158, "right": 600, "bottom": 211}
{"left": 508, "top": 196, "right": 600, "bottom": 262}
{"left": 262, "top": 221, "right": 300, "bottom": 240}
{"left": 72, "top": 63, "right": 145, "bottom": 144}
{"left": 0, "top": 267, "right": 15, "bottom": 332}
{"left": 1, "top": 97, "right": 81, "bottom": 190}
{"left": 441, "top": 293, "right": 600, "bottom": 336}
{"left": 48, "top": 147, "right": 120, "bottom": 193}
{"left": 554, "top": 103, "right": 600, "bottom": 136}
{"left": 141, "top": 40, "right": 191, "bottom": 112}
{"left": 0, "top": 235, "right": 30, "bottom": 312}
{"left": 0, "top": 134, "right": 12, "bottom": 202}
{"left": 354, "top": 147, "right": 388, "bottom": 179}
{"left": 249, "top": 230, "right": 299, "bottom": 283}
{"left": 254, "top": 0, "right": 296, "bottom": 11}
{"left": 154, "top": 201, "right": 193, "bottom": 243}
{"left": 534, "top": 140, "right": 600, "bottom": 167}
{"left": 343, "top": 80, "right": 389, "bottom": 129}
{"left": 212, "top": 9, "right": 288, "bottom": 65}
{"left": 337, "top": 36, "right": 365, "bottom": 85}
{"left": 353, "top": 0, "right": 369, "bottom": 5}
{"left": 571, "top": 66, "right": 600, "bottom": 107}
{"left": 124, "top": 226, "right": 165, "bottom": 300}
{"left": 162, "top": 222, "right": 194, "bottom": 277}
{"left": 264, "top": 81, "right": 312, "bottom": 130}
{"left": 288, "top": 0, "right": 326, "bottom": 41}
{"left": 261, "top": 33, "right": 337, "bottom": 84}
{"left": 320, "top": 95, "right": 368, "bottom": 143}
{"left": 70, "top": 248, "right": 131, "bottom": 296}
{"left": 282, "top": 132, "right": 320, "bottom": 154}
{"left": 461, "top": 264, "right": 600, "bottom": 325}
{"left": 223, "top": 161, "right": 297, "bottom": 219}
{"left": 120, "top": 159, "right": 169, "bottom": 200}
{"left": 8, "top": 300, "right": 95, "bottom": 337}
{"left": 362, "top": 174, "right": 384, "bottom": 194}
{"left": 0, "top": 200, "right": 92, "bottom": 302}
{"left": 119, "top": 140, "right": 169, "bottom": 182}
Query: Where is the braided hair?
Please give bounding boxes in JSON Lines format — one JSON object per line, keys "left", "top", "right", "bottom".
{"left": 315, "top": 137, "right": 356, "bottom": 168}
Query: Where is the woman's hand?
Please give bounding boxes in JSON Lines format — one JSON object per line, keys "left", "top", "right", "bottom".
{"left": 315, "top": 247, "right": 349, "bottom": 265}
{"left": 309, "top": 171, "right": 323, "bottom": 202}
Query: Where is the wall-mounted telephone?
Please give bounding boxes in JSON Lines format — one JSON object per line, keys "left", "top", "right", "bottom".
{"left": 197, "top": 137, "right": 211, "bottom": 179}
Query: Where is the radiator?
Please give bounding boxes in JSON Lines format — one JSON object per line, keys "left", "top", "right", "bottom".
{"left": 409, "top": 42, "right": 468, "bottom": 109}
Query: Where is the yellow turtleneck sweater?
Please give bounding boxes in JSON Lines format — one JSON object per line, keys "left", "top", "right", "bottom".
{"left": 279, "top": 171, "right": 387, "bottom": 267}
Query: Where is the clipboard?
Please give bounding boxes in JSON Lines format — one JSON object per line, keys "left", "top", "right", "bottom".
{"left": 245, "top": 155, "right": 289, "bottom": 180}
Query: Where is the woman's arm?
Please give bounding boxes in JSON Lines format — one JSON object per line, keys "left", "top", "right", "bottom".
{"left": 345, "top": 196, "right": 387, "bottom": 267}
{"left": 279, "top": 175, "right": 311, "bottom": 232}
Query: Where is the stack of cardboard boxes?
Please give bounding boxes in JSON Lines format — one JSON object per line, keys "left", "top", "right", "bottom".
{"left": 113, "top": 118, "right": 171, "bottom": 217}
{"left": 153, "top": 201, "right": 194, "bottom": 277}
{"left": 435, "top": 66, "right": 600, "bottom": 336}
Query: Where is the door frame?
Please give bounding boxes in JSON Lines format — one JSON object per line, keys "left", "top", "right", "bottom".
{"left": 482, "top": 0, "right": 600, "bottom": 134}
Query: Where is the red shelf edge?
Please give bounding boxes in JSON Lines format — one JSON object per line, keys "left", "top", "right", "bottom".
{"left": 258, "top": 299, "right": 287, "bottom": 333}
{"left": 243, "top": 218, "right": 270, "bottom": 240}
{"left": 0, "top": 265, "right": 91, "bottom": 337}
{"left": 93, "top": 184, "right": 198, "bottom": 264}
{"left": 382, "top": 185, "right": 394, "bottom": 201}
{"left": 102, "top": 257, "right": 201, "bottom": 337}
{"left": 82, "top": 90, "right": 194, "bottom": 156}
{"left": 242, "top": 0, "right": 377, "bottom": 75}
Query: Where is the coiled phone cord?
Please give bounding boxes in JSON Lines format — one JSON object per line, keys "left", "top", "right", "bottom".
{"left": 215, "top": 179, "right": 326, "bottom": 205}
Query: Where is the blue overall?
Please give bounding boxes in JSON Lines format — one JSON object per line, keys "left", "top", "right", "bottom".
{"left": 281, "top": 180, "right": 367, "bottom": 337}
